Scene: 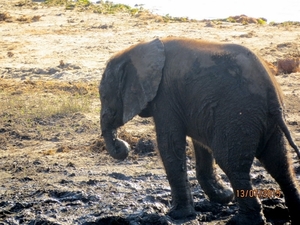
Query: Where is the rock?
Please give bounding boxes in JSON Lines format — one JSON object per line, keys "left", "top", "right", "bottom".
{"left": 135, "top": 138, "right": 155, "bottom": 155}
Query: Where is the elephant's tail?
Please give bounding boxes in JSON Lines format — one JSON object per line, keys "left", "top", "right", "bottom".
{"left": 277, "top": 113, "right": 300, "bottom": 160}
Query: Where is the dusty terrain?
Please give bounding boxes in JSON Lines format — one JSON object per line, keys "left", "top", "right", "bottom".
{"left": 1, "top": 1, "right": 300, "bottom": 224}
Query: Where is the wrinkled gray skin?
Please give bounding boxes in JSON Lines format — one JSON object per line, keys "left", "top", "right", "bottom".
{"left": 100, "top": 37, "right": 300, "bottom": 225}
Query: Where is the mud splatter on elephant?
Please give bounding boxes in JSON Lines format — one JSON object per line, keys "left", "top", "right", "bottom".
{"left": 99, "top": 37, "right": 300, "bottom": 225}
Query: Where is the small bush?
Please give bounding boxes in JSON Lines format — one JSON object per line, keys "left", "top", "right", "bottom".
{"left": 44, "top": 0, "right": 69, "bottom": 6}
{"left": 277, "top": 58, "right": 300, "bottom": 74}
{"left": 162, "top": 14, "right": 191, "bottom": 23}
{"left": 225, "top": 15, "right": 267, "bottom": 25}
{"left": 0, "top": 12, "right": 12, "bottom": 22}
{"left": 257, "top": 18, "right": 266, "bottom": 25}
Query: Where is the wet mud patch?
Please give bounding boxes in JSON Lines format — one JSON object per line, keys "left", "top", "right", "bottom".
{"left": 0, "top": 149, "right": 296, "bottom": 225}
{"left": 83, "top": 213, "right": 170, "bottom": 225}
{"left": 262, "top": 199, "right": 290, "bottom": 223}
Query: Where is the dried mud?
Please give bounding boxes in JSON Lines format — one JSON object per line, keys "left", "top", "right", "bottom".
{"left": 1, "top": 1, "right": 300, "bottom": 224}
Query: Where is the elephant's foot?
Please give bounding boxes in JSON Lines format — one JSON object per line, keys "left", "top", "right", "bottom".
{"left": 289, "top": 200, "right": 300, "bottom": 225}
{"left": 290, "top": 211, "right": 300, "bottom": 225}
{"left": 167, "top": 204, "right": 196, "bottom": 220}
{"left": 200, "top": 179, "right": 234, "bottom": 204}
{"left": 291, "top": 221, "right": 300, "bottom": 225}
{"left": 208, "top": 187, "right": 234, "bottom": 204}
{"left": 226, "top": 212, "right": 266, "bottom": 225}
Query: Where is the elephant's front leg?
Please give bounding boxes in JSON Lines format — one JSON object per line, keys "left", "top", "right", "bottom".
{"left": 193, "top": 140, "right": 234, "bottom": 204}
{"left": 155, "top": 124, "right": 196, "bottom": 220}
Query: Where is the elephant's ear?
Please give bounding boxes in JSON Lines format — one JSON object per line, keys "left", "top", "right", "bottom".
{"left": 122, "top": 38, "right": 165, "bottom": 124}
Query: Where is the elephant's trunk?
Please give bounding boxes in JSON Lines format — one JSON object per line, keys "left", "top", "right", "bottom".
{"left": 101, "top": 128, "right": 130, "bottom": 161}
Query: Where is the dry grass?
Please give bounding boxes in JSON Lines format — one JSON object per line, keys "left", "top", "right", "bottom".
{"left": 0, "top": 11, "right": 41, "bottom": 23}
{"left": 0, "top": 79, "right": 99, "bottom": 131}
{"left": 2, "top": 93, "right": 89, "bottom": 119}
{"left": 0, "top": 79, "right": 98, "bottom": 95}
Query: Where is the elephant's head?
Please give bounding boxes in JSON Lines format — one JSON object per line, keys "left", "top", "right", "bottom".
{"left": 100, "top": 39, "right": 165, "bottom": 160}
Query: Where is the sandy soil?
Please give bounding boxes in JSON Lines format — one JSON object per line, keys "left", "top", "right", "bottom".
{"left": 0, "top": 1, "right": 300, "bottom": 224}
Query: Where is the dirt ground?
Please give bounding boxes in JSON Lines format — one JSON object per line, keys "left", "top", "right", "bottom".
{"left": 1, "top": 1, "right": 300, "bottom": 224}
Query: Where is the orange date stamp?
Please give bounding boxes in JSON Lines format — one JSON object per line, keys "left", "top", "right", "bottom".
{"left": 236, "top": 189, "right": 281, "bottom": 198}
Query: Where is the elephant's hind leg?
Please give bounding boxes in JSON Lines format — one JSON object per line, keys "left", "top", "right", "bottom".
{"left": 257, "top": 129, "right": 300, "bottom": 225}
{"left": 213, "top": 137, "right": 265, "bottom": 225}
{"left": 193, "top": 140, "right": 234, "bottom": 204}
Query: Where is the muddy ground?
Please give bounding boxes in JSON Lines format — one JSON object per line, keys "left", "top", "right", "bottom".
{"left": 1, "top": 1, "right": 300, "bottom": 224}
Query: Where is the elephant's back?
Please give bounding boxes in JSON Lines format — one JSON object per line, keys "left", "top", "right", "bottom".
{"left": 160, "top": 38, "right": 284, "bottom": 134}
{"left": 161, "top": 37, "right": 282, "bottom": 103}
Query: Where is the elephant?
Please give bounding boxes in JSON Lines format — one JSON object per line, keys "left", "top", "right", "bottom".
{"left": 99, "top": 37, "right": 300, "bottom": 224}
